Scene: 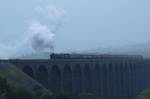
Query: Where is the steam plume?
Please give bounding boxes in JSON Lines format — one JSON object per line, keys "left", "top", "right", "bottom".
{"left": 0, "top": 5, "right": 65, "bottom": 59}
{"left": 29, "top": 5, "right": 65, "bottom": 52}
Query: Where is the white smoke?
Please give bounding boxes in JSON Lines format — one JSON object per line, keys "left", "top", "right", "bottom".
{"left": 29, "top": 5, "right": 65, "bottom": 52}
{"left": 29, "top": 21, "right": 55, "bottom": 52}
{"left": 0, "top": 5, "right": 65, "bottom": 59}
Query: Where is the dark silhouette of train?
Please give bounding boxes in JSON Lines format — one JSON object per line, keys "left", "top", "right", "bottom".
{"left": 1, "top": 53, "right": 150, "bottom": 99}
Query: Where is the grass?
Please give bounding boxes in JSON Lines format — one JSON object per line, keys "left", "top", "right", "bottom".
{"left": 135, "top": 86, "right": 150, "bottom": 99}
{"left": 0, "top": 63, "right": 51, "bottom": 96}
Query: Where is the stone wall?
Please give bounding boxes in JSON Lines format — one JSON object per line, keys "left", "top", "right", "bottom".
{"left": 4, "top": 55, "right": 150, "bottom": 99}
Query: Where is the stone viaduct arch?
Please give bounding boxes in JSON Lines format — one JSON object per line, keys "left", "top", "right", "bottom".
{"left": 72, "top": 64, "right": 82, "bottom": 94}
{"left": 108, "top": 63, "right": 114, "bottom": 99}
{"left": 114, "top": 63, "right": 120, "bottom": 99}
{"left": 50, "top": 65, "right": 61, "bottom": 93}
{"left": 62, "top": 64, "right": 72, "bottom": 93}
{"left": 7, "top": 54, "right": 150, "bottom": 99}
{"left": 94, "top": 64, "right": 101, "bottom": 96}
{"left": 22, "top": 66, "right": 34, "bottom": 78}
{"left": 37, "top": 65, "right": 48, "bottom": 88}
{"left": 83, "top": 63, "right": 92, "bottom": 93}
{"left": 101, "top": 63, "right": 108, "bottom": 99}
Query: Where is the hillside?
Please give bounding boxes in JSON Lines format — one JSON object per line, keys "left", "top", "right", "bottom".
{"left": 0, "top": 63, "right": 101, "bottom": 99}
{"left": 136, "top": 86, "right": 150, "bottom": 99}
{"left": 0, "top": 63, "right": 51, "bottom": 97}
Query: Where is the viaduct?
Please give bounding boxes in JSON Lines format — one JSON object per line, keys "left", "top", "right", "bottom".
{"left": 2, "top": 53, "right": 150, "bottom": 99}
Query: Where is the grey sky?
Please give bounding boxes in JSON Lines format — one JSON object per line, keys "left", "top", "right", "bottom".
{"left": 0, "top": 0, "right": 150, "bottom": 54}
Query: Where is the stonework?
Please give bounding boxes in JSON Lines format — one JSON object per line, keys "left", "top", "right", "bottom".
{"left": 1, "top": 54, "right": 150, "bottom": 99}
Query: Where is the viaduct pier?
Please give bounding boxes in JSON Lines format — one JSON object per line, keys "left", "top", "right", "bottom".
{"left": 3, "top": 53, "right": 150, "bottom": 99}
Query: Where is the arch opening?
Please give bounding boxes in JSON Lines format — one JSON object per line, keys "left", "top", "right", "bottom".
{"left": 114, "top": 64, "right": 120, "bottom": 99}
{"left": 62, "top": 64, "right": 72, "bottom": 93}
{"left": 73, "top": 64, "right": 82, "bottom": 94}
{"left": 101, "top": 64, "right": 108, "bottom": 99}
{"left": 23, "top": 66, "right": 34, "bottom": 78}
{"left": 37, "top": 65, "right": 48, "bottom": 88}
{"left": 84, "top": 64, "right": 92, "bottom": 93}
{"left": 94, "top": 64, "right": 101, "bottom": 95}
{"left": 108, "top": 63, "right": 115, "bottom": 99}
{"left": 50, "top": 65, "right": 61, "bottom": 93}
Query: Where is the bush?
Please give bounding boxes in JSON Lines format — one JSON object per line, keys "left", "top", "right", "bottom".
{"left": 6, "top": 87, "right": 36, "bottom": 99}
{"left": 39, "top": 93, "right": 53, "bottom": 99}
{"left": 52, "top": 93, "right": 72, "bottom": 99}
{"left": 0, "top": 77, "right": 9, "bottom": 95}
{"left": 79, "top": 93, "right": 99, "bottom": 99}
{"left": 14, "top": 88, "right": 36, "bottom": 99}
{"left": 33, "top": 85, "right": 43, "bottom": 97}
{"left": 51, "top": 93, "right": 99, "bottom": 99}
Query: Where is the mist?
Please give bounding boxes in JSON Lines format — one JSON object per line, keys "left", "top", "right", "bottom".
{"left": 0, "top": 4, "right": 65, "bottom": 59}
{"left": 0, "top": 0, "right": 150, "bottom": 59}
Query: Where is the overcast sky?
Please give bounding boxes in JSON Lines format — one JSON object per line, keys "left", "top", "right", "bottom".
{"left": 0, "top": 0, "right": 150, "bottom": 54}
